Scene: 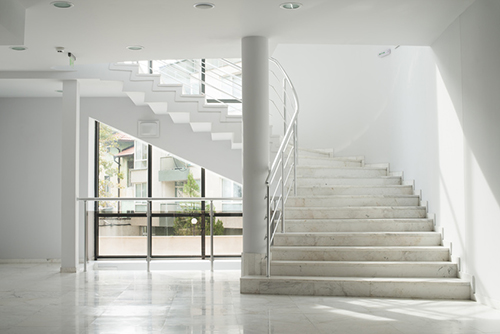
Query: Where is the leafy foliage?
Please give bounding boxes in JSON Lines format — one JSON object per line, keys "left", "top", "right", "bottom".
{"left": 98, "top": 124, "right": 124, "bottom": 209}
{"left": 173, "top": 172, "right": 224, "bottom": 236}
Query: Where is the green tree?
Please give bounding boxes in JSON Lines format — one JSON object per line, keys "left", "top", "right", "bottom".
{"left": 98, "top": 124, "right": 124, "bottom": 209}
{"left": 173, "top": 171, "right": 224, "bottom": 235}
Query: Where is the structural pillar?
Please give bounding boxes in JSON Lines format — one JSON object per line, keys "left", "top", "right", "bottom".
{"left": 241, "top": 36, "right": 269, "bottom": 275}
{"left": 60, "top": 80, "right": 80, "bottom": 273}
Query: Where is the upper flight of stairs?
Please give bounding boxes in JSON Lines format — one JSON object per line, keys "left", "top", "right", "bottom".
{"left": 241, "top": 148, "right": 471, "bottom": 300}
{"left": 107, "top": 63, "right": 242, "bottom": 149}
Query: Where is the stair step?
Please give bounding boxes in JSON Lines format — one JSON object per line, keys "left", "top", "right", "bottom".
{"left": 299, "top": 156, "right": 362, "bottom": 167}
{"left": 285, "top": 206, "right": 427, "bottom": 219}
{"left": 285, "top": 218, "right": 434, "bottom": 232}
{"left": 271, "top": 246, "right": 449, "bottom": 261}
{"left": 240, "top": 276, "right": 471, "bottom": 300}
{"left": 298, "top": 166, "right": 387, "bottom": 178}
{"left": 297, "top": 185, "right": 414, "bottom": 196}
{"left": 287, "top": 195, "right": 420, "bottom": 207}
{"left": 270, "top": 261, "right": 457, "bottom": 278}
{"left": 297, "top": 148, "right": 332, "bottom": 158}
{"left": 274, "top": 232, "right": 442, "bottom": 246}
{"left": 298, "top": 176, "right": 402, "bottom": 186}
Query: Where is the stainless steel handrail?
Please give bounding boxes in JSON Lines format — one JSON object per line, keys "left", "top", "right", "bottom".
{"left": 78, "top": 197, "right": 242, "bottom": 273}
{"left": 265, "top": 58, "right": 299, "bottom": 278}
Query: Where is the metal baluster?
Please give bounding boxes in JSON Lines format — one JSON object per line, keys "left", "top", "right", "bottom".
{"left": 281, "top": 149, "right": 285, "bottom": 233}
{"left": 147, "top": 199, "right": 151, "bottom": 273}
{"left": 266, "top": 185, "right": 271, "bottom": 277}
{"left": 294, "top": 121, "right": 298, "bottom": 196}
{"left": 84, "top": 200, "right": 88, "bottom": 273}
{"left": 210, "top": 200, "right": 214, "bottom": 272}
{"left": 283, "top": 79, "right": 287, "bottom": 134}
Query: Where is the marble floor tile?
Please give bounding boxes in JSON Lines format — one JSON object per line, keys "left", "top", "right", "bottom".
{"left": 0, "top": 263, "right": 499, "bottom": 334}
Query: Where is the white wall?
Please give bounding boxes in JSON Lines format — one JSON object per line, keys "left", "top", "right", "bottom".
{"left": 273, "top": 0, "right": 500, "bottom": 308}
{"left": 0, "top": 96, "right": 241, "bottom": 261}
{"left": 458, "top": 0, "right": 500, "bottom": 308}
{"left": 0, "top": 98, "right": 62, "bottom": 260}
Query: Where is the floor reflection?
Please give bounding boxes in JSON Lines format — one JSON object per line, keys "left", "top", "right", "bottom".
{"left": 0, "top": 263, "right": 499, "bottom": 333}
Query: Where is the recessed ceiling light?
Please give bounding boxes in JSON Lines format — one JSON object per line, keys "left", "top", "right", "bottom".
{"left": 51, "top": 1, "right": 74, "bottom": 9}
{"left": 280, "top": 2, "right": 302, "bottom": 10}
{"left": 126, "top": 45, "right": 144, "bottom": 51}
{"left": 194, "top": 2, "right": 215, "bottom": 10}
{"left": 10, "top": 46, "right": 27, "bottom": 51}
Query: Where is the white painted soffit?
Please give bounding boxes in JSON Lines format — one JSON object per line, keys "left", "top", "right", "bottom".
{"left": 0, "top": 0, "right": 26, "bottom": 46}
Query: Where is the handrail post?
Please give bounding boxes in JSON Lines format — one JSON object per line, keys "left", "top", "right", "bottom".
{"left": 283, "top": 79, "right": 287, "bottom": 134}
{"left": 210, "top": 200, "right": 214, "bottom": 272}
{"left": 266, "top": 185, "right": 271, "bottom": 278}
{"left": 83, "top": 200, "right": 88, "bottom": 273}
{"left": 146, "top": 199, "right": 151, "bottom": 273}
{"left": 294, "top": 120, "right": 298, "bottom": 196}
{"left": 281, "top": 150, "right": 285, "bottom": 234}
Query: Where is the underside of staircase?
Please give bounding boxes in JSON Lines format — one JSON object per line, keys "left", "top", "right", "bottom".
{"left": 241, "top": 148, "right": 471, "bottom": 300}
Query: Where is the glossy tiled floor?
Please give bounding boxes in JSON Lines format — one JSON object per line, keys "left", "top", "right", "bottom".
{"left": 1, "top": 263, "right": 500, "bottom": 334}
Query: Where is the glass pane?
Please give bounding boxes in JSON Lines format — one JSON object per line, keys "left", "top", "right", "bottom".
{"left": 206, "top": 170, "right": 242, "bottom": 213}
{"left": 98, "top": 216, "right": 147, "bottom": 256}
{"left": 205, "top": 216, "right": 242, "bottom": 256}
{"left": 151, "top": 215, "right": 203, "bottom": 256}
{"left": 98, "top": 123, "right": 134, "bottom": 213}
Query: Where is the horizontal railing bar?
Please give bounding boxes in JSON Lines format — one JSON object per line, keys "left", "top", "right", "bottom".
{"left": 270, "top": 211, "right": 282, "bottom": 243}
{"left": 78, "top": 197, "right": 242, "bottom": 201}
{"left": 268, "top": 159, "right": 282, "bottom": 186}
{"left": 284, "top": 162, "right": 294, "bottom": 187}
{"left": 220, "top": 58, "right": 242, "bottom": 71}
{"left": 96, "top": 212, "right": 242, "bottom": 217}
{"left": 206, "top": 99, "right": 241, "bottom": 104}
{"left": 271, "top": 178, "right": 282, "bottom": 200}
{"left": 266, "top": 118, "right": 297, "bottom": 184}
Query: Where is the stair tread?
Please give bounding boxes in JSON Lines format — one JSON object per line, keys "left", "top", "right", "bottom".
{"left": 298, "top": 166, "right": 386, "bottom": 170}
{"left": 285, "top": 218, "right": 433, "bottom": 221}
{"left": 271, "top": 260, "right": 454, "bottom": 264}
{"left": 300, "top": 175, "right": 398, "bottom": 177}
{"left": 272, "top": 246, "right": 446, "bottom": 250}
{"left": 279, "top": 232, "right": 439, "bottom": 235}
{"left": 298, "top": 185, "right": 411, "bottom": 188}
{"left": 289, "top": 195, "right": 419, "bottom": 198}
{"left": 242, "top": 275, "right": 469, "bottom": 283}
{"left": 286, "top": 205, "right": 426, "bottom": 209}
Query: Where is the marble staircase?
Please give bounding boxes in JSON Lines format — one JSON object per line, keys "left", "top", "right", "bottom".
{"left": 240, "top": 149, "right": 471, "bottom": 300}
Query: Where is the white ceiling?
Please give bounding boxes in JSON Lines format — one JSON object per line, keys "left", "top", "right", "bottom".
{"left": 0, "top": 0, "right": 475, "bottom": 96}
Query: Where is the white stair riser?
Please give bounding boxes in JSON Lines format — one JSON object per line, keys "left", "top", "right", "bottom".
{"left": 298, "top": 177, "right": 401, "bottom": 186}
{"left": 270, "top": 262, "right": 458, "bottom": 278}
{"left": 297, "top": 185, "right": 413, "bottom": 196}
{"left": 299, "top": 157, "right": 362, "bottom": 167}
{"left": 286, "top": 207, "right": 427, "bottom": 219}
{"left": 271, "top": 247, "right": 449, "bottom": 261}
{"left": 110, "top": 64, "right": 242, "bottom": 149}
{"left": 298, "top": 167, "right": 387, "bottom": 178}
{"left": 298, "top": 149, "right": 332, "bottom": 158}
{"left": 240, "top": 277, "right": 471, "bottom": 300}
{"left": 285, "top": 219, "right": 434, "bottom": 232}
{"left": 274, "top": 233, "right": 442, "bottom": 246}
{"left": 287, "top": 196, "right": 419, "bottom": 207}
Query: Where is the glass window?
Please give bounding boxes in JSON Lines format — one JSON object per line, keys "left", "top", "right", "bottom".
{"left": 135, "top": 183, "right": 147, "bottom": 198}
{"left": 134, "top": 141, "right": 148, "bottom": 169}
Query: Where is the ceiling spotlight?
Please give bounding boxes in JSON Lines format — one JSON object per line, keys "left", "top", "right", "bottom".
{"left": 51, "top": 1, "right": 74, "bottom": 9}
{"left": 194, "top": 3, "right": 215, "bottom": 10}
{"left": 10, "top": 46, "right": 27, "bottom": 51}
{"left": 126, "top": 45, "right": 144, "bottom": 51}
{"left": 280, "top": 2, "right": 302, "bottom": 10}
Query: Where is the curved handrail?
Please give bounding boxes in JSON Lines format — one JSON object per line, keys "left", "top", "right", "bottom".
{"left": 265, "top": 57, "right": 299, "bottom": 278}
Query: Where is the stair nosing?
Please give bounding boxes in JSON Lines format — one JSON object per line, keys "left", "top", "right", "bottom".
{"left": 241, "top": 275, "right": 470, "bottom": 284}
